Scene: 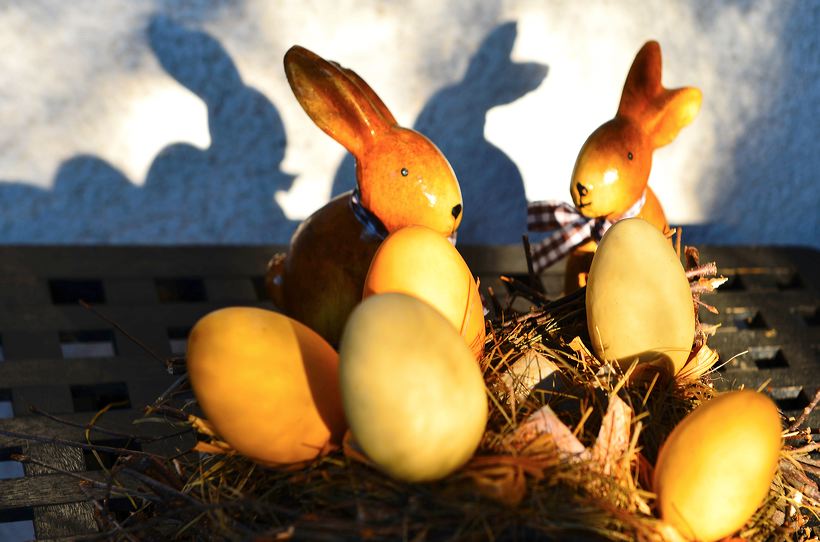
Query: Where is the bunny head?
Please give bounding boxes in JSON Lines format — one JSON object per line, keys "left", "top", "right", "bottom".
{"left": 570, "top": 41, "right": 701, "bottom": 220}
{"left": 285, "top": 46, "right": 463, "bottom": 236}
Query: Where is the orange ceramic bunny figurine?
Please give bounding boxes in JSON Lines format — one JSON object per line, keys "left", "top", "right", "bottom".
{"left": 528, "top": 41, "right": 701, "bottom": 293}
{"left": 266, "top": 46, "right": 463, "bottom": 346}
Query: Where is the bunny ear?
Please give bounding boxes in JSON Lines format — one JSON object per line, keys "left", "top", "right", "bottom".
{"left": 337, "top": 65, "right": 398, "bottom": 127}
{"left": 617, "top": 41, "right": 663, "bottom": 121}
{"left": 285, "top": 46, "right": 393, "bottom": 157}
{"left": 617, "top": 41, "right": 701, "bottom": 147}
{"left": 648, "top": 86, "right": 702, "bottom": 147}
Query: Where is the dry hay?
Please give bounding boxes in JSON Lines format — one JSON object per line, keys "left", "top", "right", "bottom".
{"left": 8, "top": 246, "right": 820, "bottom": 541}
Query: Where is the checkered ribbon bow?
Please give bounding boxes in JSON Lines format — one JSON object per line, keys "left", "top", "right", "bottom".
{"left": 526, "top": 191, "right": 646, "bottom": 272}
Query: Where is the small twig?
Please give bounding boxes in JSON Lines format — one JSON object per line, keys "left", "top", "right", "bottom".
{"left": 522, "top": 234, "right": 545, "bottom": 294}
{"left": 794, "top": 455, "right": 820, "bottom": 469}
{"left": 674, "top": 227, "right": 682, "bottom": 260}
{"left": 689, "top": 277, "right": 728, "bottom": 295}
{"left": 10, "top": 454, "right": 157, "bottom": 501}
{"left": 780, "top": 459, "right": 820, "bottom": 502}
{"left": 83, "top": 498, "right": 302, "bottom": 541}
{"left": 165, "top": 356, "right": 188, "bottom": 376}
{"left": 80, "top": 482, "right": 143, "bottom": 542}
{"left": 79, "top": 299, "right": 170, "bottom": 370}
{"left": 26, "top": 405, "right": 191, "bottom": 446}
{"left": 795, "top": 461, "right": 820, "bottom": 479}
{"left": 694, "top": 298, "right": 719, "bottom": 314}
{"left": 539, "top": 285, "right": 586, "bottom": 310}
{"left": 28, "top": 405, "right": 140, "bottom": 440}
{"left": 143, "top": 404, "right": 192, "bottom": 422}
{"left": 150, "top": 374, "right": 190, "bottom": 409}
{"left": 500, "top": 275, "right": 548, "bottom": 303}
{"left": 117, "top": 467, "right": 201, "bottom": 506}
{"left": 686, "top": 262, "right": 718, "bottom": 279}
{"left": 0, "top": 428, "right": 165, "bottom": 460}
{"left": 790, "top": 442, "right": 820, "bottom": 455}
{"left": 697, "top": 321, "right": 721, "bottom": 335}
{"left": 788, "top": 387, "right": 820, "bottom": 433}
{"left": 486, "top": 286, "right": 503, "bottom": 318}
{"left": 554, "top": 307, "right": 586, "bottom": 326}
{"left": 57, "top": 509, "right": 188, "bottom": 541}
{"left": 501, "top": 308, "right": 548, "bottom": 328}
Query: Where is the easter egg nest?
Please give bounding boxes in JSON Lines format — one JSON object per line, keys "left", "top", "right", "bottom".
{"left": 44, "top": 246, "right": 820, "bottom": 541}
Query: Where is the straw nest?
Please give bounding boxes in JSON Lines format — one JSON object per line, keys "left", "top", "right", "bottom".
{"left": 18, "top": 246, "right": 820, "bottom": 541}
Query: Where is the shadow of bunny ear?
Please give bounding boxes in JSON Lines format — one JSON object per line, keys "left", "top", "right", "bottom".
{"left": 463, "top": 21, "right": 548, "bottom": 105}
{"left": 147, "top": 15, "right": 241, "bottom": 101}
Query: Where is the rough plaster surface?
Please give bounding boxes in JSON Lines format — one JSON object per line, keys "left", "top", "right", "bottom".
{"left": 0, "top": 0, "right": 817, "bottom": 247}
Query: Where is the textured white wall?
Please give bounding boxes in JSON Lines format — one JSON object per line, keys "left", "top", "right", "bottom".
{"left": 0, "top": 0, "right": 817, "bottom": 246}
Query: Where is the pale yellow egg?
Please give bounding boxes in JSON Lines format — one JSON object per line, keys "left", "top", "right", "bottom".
{"left": 339, "top": 293, "right": 487, "bottom": 482}
{"left": 586, "top": 217, "right": 695, "bottom": 377}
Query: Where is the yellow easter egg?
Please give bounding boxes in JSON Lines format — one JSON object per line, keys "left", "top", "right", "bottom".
{"left": 339, "top": 293, "right": 488, "bottom": 482}
{"left": 586, "top": 217, "right": 695, "bottom": 376}
{"left": 363, "top": 225, "right": 485, "bottom": 358}
{"left": 653, "top": 390, "right": 782, "bottom": 541}
{"left": 186, "top": 307, "right": 346, "bottom": 465}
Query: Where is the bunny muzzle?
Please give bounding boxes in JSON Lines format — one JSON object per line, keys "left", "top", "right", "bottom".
{"left": 569, "top": 119, "right": 652, "bottom": 220}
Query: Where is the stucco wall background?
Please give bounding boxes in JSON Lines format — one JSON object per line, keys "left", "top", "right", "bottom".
{"left": 0, "top": 0, "right": 817, "bottom": 247}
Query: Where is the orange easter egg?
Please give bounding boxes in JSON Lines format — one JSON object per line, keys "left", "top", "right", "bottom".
{"left": 654, "top": 390, "right": 782, "bottom": 541}
{"left": 363, "top": 226, "right": 485, "bottom": 358}
{"left": 186, "top": 307, "right": 346, "bottom": 465}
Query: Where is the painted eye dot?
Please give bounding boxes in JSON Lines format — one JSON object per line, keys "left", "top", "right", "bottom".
{"left": 627, "top": 152, "right": 634, "bottom": 160}
{"left": 401, "top": 168, "right": 409, "bottom": 177}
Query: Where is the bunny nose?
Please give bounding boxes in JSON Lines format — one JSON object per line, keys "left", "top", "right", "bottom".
{"left": 576, "top": 182, "right": 589, "bottom": 197}
{"left": 451, "top": 204, "right": 462, "bottom": 219}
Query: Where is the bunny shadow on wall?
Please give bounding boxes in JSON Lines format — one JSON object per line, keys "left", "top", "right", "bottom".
{"left": 138, "top": 16, "right": 297, "bottom": 242}
{"left": 0, "top": 16, "right": 296, "bottom": 243}
{"left": 332, "top": 22, "right": 548, "bottom": 244}
{"left": 0, "top": 156, "right": 139, "bottom": 241}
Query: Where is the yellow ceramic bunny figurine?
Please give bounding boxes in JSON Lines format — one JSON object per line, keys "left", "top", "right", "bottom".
{"left": 266, "top": 46, "right": 463, "bottom": 345}
{"left": 528, "top": 41, "right": 701, "bottom": 292}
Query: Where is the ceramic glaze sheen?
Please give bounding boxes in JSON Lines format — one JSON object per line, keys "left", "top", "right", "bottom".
{"left": 564, "top": 40, "right": 701, "bottom": 292}
{"left": 267, "top": 45, "right": 463, "bottom": 346}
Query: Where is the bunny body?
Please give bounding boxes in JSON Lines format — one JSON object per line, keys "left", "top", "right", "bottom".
{"left": 267, "top": 192, "right": 382, "bottom": 346}
{"left": 564, "top": 41, "right": 701, "bottom": 291}
{"left": 267, "top": 46, "right": 463, "bottom": 345}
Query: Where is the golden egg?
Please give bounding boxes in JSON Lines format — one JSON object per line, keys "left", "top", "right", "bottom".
{"left": 363, "top": 225, "right": 485, "bottom": 358}
{"left": 339, "top": 293, "right": 488, "bottom": 482}
{"left": 186, "top": 307, "right": 346, "bottom": 465}
{"left": 586, "top": 217, "right": 695, "bottom": 377}
{"left": 653, "top": 390, "right": 782, "bottom": 541}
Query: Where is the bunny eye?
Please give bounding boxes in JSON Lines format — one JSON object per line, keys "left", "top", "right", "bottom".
{"left": 627, "top": 152, "right": 634, "bottom": 161}
{"left": 400, "top": 168, "right": 409, "bottom": 177}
